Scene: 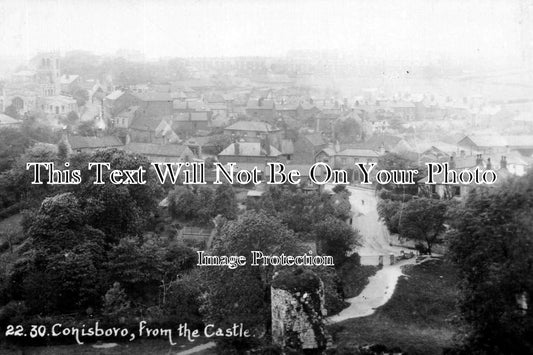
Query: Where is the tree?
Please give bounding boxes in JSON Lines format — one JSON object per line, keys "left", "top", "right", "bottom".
{"left": 73, "top": 148, "right": 163, "bottom": 241}
{"left": 77, "top": 120, "right": 97, "bottom": 136}
{"left": 0, "top": 127, "right": 30, "bottom": 173}
{"left": 447, "top": 173, "right": 533, "bottom": 354}
{"left": 332, "top": 184, "right": 348, "bottom": 194}
{"left": 66, "top": 111, "right": 79, "bottom": 126}
{"left": 1, "top": 143, "right": 59, "bottom": 208}
{"left": 398, "top": 197, "right": 448, "bottom": 255}
{"left": 201, "top": 212, "right": 302, "bottom": 350}
{"left": 213, "top": 184, "right": 238, "bottom": 220}
{"left": 168, "top": 186, "right": 198, "bottom": 220}
{"left": 261, "top": 187, "right": 343, "bottom": 239}
{"left": 313, "top": 216, "right": 359, "bottom": 266}
{"left": 194, "top": 186, "right": 215, "bottom": 224}
{"left": 102, "top": 282, "right": 131, "bottom": 318}
{"left": 9, "top": 193, "right": 107, "bottom": 314}
{"left": 73, "top": 88, "right": 89, "bottom": 107}
{"left": 376, "top": 152, "right": 422, "bottom": 196}
{"left": 333, "top": 116, "right": 362, "bottom": 144}
{"left": 377, "top": 199, "right": 402, "bottom": 234}
{"left": 106, "top": 237, "right": 195, "bottom": 303}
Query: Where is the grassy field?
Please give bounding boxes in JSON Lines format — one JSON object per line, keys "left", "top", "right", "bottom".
{"left": 329, "top": 259, "right": 460, "bottom": 355}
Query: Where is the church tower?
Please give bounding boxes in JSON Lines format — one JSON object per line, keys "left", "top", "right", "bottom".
{"left": 30, "top": 52, "right": 61, "bottom": 97}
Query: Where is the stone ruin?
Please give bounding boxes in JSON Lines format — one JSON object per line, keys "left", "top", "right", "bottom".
{"left": 271, "top": 268, "right": 330, "bottom": 354}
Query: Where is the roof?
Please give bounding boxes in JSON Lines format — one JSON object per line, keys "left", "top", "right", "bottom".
{"left": 129, "top": 116, "right": 166, "bottom": 131}
{"left": 218, "top": 142, "right": 282, "bottom": 157}
{"left": 134, "top": 92, "right": 173, "bottom": 101}
{"left": 173, "top": 100, "right": 210, "bottom": 111}
{"left": 174, "top": 112, "right": 210, "bottom": 122}
{"left": 121, "top": 143, "right": 190, "bottom": 157}
{"left": 224, "top": 120, "right": 276, "bottom": 132}
{"left": 68, "top": 136, "right": 123, "bottom": 150}
{"left": 116, "top": 105, "right": 140, "bottom": 118}
{"left": 106, "top": 90, "right": 125, "bottom": 100}
{"left": 336, "top": 148, "right": 380, "bottom": 157}
{"left": 60, "top": 74, "right": 80, "bottom": 84}
{"left": 264, "top": 164, "right": 314, "bottom": 177}
{"left": 0, "top": 114, "right": 21, "bottom": 125}
{"left": 280, "top": 139, "right": 294, "bottom": 155}
{"left": 13, "top": 70, "right": 36, "bottom": 77}
{"left": 382, "top": 100, "right": 416, "bottom": 109}
{"left": 246, "top": 98, "right": 275, "bottom": 110}
{"left": 317, "top": 147, "right": 336, "bottom": 156}
{"left": 458, "top": 135, "right": 508, "bottom": 148}
{"left": 208, "top": 103, "right": 227, "bottom": 110}
{"left": 364, "top": 134, "right": 403, "bottom": 150}
{"left": 277, "top": 103, "right": 299, "bottom": 111}
{"left": 304, "top": 133, "right": 326, "bottom": 147}
{"left": 503, "top": 135, "right": 533, "bottom": 148}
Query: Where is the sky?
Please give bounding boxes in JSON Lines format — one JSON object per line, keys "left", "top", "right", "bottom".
{"left": 0, "top": 0, "right": 525, "bottom": 65}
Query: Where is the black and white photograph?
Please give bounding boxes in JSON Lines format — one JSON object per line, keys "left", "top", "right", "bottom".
{"left": 0, "top": 0, "right": 532, "bottom": 354}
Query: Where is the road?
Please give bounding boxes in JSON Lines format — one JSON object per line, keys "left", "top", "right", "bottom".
{"left": 327, "top": 185, "right": 416, "bottom": 323}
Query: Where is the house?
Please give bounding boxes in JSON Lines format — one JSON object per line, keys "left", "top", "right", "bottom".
{"left": 114, "top": 106, "right": 140, "bottom": 129}
{"left": 298, "top": 102, "right": 320, "bottom": 120}
{"left": 503, "top": 135, "right": 533, "bottom": 157}
{"left": 381, "top": 100, "right": 416, "bottom": 120}
{"left": 0, "top": 113, "right": 21, "bottom": 127}
{"left": 315, "top": 146, "right": 380, "bottom": 182}
{"left": 172, "top": 112, "right": 210, "bottom": 135}
{"left": 332, "top": 148, "right": 380, "bottom": 182}
{"left": 245, "top": 98, "right": 276, "bottom": 122}
{"left": 154, "top": 119, "right": 180, "bottom": 144}
{"left": 264, "top": 163, "right": 321, "bottom": 191}
{"left": 364, "top": 134, "right": 410, "bottom": 154}
{"left": 121, "top": 142, "right": 194, "bottom": 163}
{"left": 68, "top": 135, "right": 123, "bottom": 153}
{"left": 292, "top": 133, "right": 328, "bottom": 163}
{"left": 60, "top": 74, "right": 81, "bottom": 94}
{"left": 276, "top": 103, "right": 299, "bottom": 119}
{"left": 128, "top": 116, "right": 166, "bottom": 143}
{"left": 86, "top": 81, "right": 106, "bottom": 104}
{"left": 428, "top": 154, "right": 520, "bottom": 200}
{"left": 223, "top": 120, "right": 281, "bottom": 142}
{"left": 218, "top": 141, "right": 284, "bottom": 165}
{"left": 173, "top": 100, "right": 212, "bottom": 117}
{"left": 134, "top": 92, "right": 174, "bottom": 117}
{"left": 40, "top": 95, "right": 78, "bottom": 116}
{"left": 207, "top": 102, "right": 228, "bottom": 118}
{"left": 104, "top": 90, "right": 138, "bottom": 116}
{"left": 457, "top": 134, "right": 508, "bottom": 155}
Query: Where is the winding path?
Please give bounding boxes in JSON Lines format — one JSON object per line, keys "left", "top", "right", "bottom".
{"left": 327, "top": 185, "right": 416, "bottom": 323}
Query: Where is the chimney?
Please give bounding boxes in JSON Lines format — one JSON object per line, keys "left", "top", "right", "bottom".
{"left": 486, "top": 157, "right": 492, "bottom": 170}
{"left": 234, "top": 142, "right": 240, "bottom": 156}
{"left": 258, "top": 97, "right": 264, "bottom": 107}
{"left": 449, "top": 155, "right": 456, "bottom": 169}
{"left": 265, "top": 135, "right": 271, "bottom": 156}
{"left": 500, "top": 156, "right": 507, "bottom": 169}
{"left": 260, "top": 136, "right": 270, "bottom": 156}
{"left": 476, "top": 154, "right": 483, "bottom": 166}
